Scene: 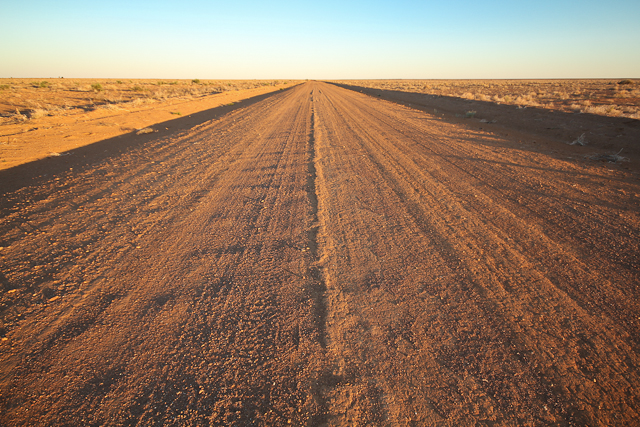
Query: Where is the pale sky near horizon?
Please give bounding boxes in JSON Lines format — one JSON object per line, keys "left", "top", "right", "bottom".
{"left": 2, "top": 0, "right": 639, "bottom": 79}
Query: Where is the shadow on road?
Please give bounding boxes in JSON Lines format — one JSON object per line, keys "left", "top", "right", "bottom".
{"left": 329, "top": 82, "right": 640, "bottom": 173}
{"left": 0, "top": 86, "right": 296, "bottom": 196}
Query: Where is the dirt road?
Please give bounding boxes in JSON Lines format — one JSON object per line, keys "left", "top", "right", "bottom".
{"left": 1, "top": 82, "right": 639, "bottom": 426}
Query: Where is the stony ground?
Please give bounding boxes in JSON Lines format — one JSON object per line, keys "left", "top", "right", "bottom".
{"left": 1, "top": 82, "right": 639, "bottom": 426}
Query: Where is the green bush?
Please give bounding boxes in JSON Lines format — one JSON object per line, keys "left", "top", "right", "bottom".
{"left": 91, "top": 83, "right": 103, "bottom": 92}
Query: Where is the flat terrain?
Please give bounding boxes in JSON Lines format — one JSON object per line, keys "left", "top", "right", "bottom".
{"left": 0, "top": 79, "right": 298, "bottom": 170}
{"left": 332, "top": 79, "right": 640, "bottom": 119}
{"left": 1, "top": 81, "right": 639, "bottom": 426}
{"left": 0, "top": 79, "right": 293, "bottom": 119}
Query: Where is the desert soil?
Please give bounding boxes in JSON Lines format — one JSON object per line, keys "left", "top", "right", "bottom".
{"left": 1, "top": 81, "right": 640, "bottom": 426}
{"left": 0, "top": 80, "right": 297, "bottom": 170}
{"left": 331, "top": 79, "right": 640, "bottom": 119}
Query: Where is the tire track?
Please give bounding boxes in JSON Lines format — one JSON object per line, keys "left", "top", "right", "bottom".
{"left": 0, "top": 84, "right": 327, "bottom": 426}
{"left": 311, "top": 82, "right": 640, "bottom": 425}
{"left": 326, "top": 89, "right": 640, "bottom": 331}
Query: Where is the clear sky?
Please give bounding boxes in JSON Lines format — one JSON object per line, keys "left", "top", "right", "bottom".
{"left": 2, "top": 0, "right": 639, "bottom": 79}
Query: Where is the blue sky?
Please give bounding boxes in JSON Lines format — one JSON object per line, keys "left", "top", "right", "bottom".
{"left": 2, "top": 0, "right": 639, "bottom": 79}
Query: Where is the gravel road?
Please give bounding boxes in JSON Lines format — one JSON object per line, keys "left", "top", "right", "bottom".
{"left": 1, "top": 82, "right": 639, "bottom": 426}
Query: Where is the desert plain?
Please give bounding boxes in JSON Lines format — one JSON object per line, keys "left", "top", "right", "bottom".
{"left": 1, "top": 79, "right": 639, "bottom": 425}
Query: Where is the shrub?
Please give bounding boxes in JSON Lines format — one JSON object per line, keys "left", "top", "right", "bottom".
{"left": 132, "top": 85, "right": 144, "bottom": 92}
{"left": 91, "top": 83, "right": 103, "bottom": 92}
{"left": 28, "top": 108, "right": 48, "bottom": 119}
{"left": 192, "top": 79, "right": 201, "bottom": 84}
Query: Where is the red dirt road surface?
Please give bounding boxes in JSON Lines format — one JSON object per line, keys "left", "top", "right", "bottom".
{"left": 1, "top": 82, "right": 639, "bottom": 426}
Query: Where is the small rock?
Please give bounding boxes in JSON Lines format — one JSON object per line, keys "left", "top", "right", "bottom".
{"left": 136, "top": 127, "right": 156, "bottom": 135}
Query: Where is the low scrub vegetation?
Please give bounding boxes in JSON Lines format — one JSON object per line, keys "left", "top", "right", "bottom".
{"left": 333, "top": 79, "right": 640, "bottom": 120}
{"left": 0, "top": 78, "right": 294, "bottom": 123}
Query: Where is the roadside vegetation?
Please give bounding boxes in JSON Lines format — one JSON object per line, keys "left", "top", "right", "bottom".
{"left": 332, "top": 79, "right": 640, "bottom": 119}
{"left": 0, "top": 79, "right": 290, "bottom": 123}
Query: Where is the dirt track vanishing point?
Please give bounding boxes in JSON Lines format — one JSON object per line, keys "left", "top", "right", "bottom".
{"left": 1, "top": 82, "right": 639, "bottom": 425}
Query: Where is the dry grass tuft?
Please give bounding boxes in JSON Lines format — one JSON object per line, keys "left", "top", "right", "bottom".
{"left": 571, "top": 133, "right": 587, "bottom": 146}
{"left": 589, "top": 149, "right": 629, "bottom": 163}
